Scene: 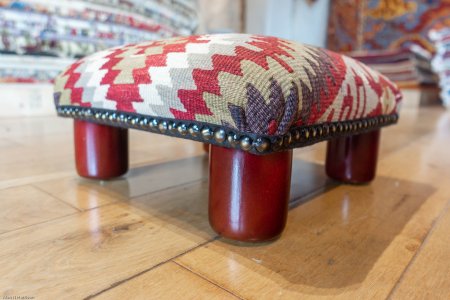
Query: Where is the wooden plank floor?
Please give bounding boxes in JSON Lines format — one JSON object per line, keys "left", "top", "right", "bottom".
{"left": 0, "top": 103, "right": 449, "bottom": 299}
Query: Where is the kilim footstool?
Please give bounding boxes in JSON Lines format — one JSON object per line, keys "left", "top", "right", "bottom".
{"left": 54, "top": 34, "right": 402, "bottom": 242}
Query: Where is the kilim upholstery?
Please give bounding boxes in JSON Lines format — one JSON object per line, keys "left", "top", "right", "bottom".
{"left": 54, "top": 34, "right": 402, "bottom": 154}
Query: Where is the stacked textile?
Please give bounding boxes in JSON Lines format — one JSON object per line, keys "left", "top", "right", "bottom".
{"left": 429, "top": 28, "right": 450, "bottom": 107}
{"left": 0, "top": 0, "right": 198, "bottom": 83}
{"left": 349, "top": 48, "right": 438, "bottom": 87}
{"left": 327, "top": 0, "right": 449, "bottom": 105}
{"left": 327, "top": 0, "right": 450, "bottom": 53}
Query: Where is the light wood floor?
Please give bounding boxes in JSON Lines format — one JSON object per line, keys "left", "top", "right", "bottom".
{"left": 0, "top": 103, "right": 449, "bottom": 299}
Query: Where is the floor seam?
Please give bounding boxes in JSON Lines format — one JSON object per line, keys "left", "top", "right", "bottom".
{"left": 128, "top": 153, "right": 205, "bottom": 169}
{"left": 0, "top": 210, "right": 81, "bottom": 237}
{"left": 0, "top": 172, "right": 75, "bottom": 191}
{"left": 386, "top": 199, "right": 450, "bottom": 299}
{"left": 0, "top": 195, "right": 119, "bottom": 237}
{"left": 84, "top": 236, "right": 219, "bottom": 300}
{"left": 32, "top": 184, "right": 82, "bottom": 212}
{"left": 128, "top": 178, "right": 206, "bottom": 200}
{"left": 81, "top": 178, "right": 207, "bottom": 212}
{"left": 289, "top": 181, "right": 338, "bottom": 209}
{"left": 173, "top": 260, "right": 245, "bottom": 300}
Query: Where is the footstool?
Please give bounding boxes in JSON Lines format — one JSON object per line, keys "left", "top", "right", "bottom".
{"left": 53, "top": 34, "right": 402, "bottom": 242}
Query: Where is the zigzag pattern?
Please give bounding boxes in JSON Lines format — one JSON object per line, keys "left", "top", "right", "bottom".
{"left": 53, "top": 34, "right": 402, "bottom": 136}
{"left": 137, "top": 35, "right": 249, "bottom": 118}
{"left": 173, "top": 35, "right": 298, "bottom": 120}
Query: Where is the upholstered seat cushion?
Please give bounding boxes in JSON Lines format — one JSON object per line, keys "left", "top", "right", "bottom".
{"left": 54, "top": 34, "right": 402, "bottom": 154}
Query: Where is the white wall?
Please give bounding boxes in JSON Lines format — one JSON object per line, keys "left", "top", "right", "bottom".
{"left": 0, "top": 84, "right": 55, "bottom": 117}
{"left": 246, "top": 0, "right": 330, "bottom": 47}
{"left": 196, "top": 0, "right": 243, "bottom": 33}
{"left": 291, "top": 0, "right": 330, "bottom": 47}
{"left": 245, "top": 0, "right": 271, "bottom": 35}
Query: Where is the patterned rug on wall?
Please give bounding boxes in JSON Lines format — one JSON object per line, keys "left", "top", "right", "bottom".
{"left": 327, "top": 0, "right": 449, "bottom": 87}
{"left": 327, "top": 0, "right": 450, "bottom": 53}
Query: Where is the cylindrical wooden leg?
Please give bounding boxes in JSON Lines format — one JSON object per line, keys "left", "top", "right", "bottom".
{"left": 74, "top": 120, "right": 128, "bottom": 179}
{"left": 325, "top": 129, "right": 380, "bottom": 184}
{"left": 203, "top": 143, "right": 210, "bottom": 154}
{"left": 209, "top": 146, "right": 293, "bottom": 242}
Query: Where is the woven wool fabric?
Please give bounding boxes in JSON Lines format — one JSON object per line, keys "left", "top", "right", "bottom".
{"left": 54, "top": 34, "right": 402, "bottom": 141}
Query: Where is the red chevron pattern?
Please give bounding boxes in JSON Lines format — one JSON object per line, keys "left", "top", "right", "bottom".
{"left": 54, "top": 34, "right": 402, "bottom": 136}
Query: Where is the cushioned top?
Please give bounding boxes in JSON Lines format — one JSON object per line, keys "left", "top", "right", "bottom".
{"left": 54, "top": 34, "right": 402, "bottom": 154}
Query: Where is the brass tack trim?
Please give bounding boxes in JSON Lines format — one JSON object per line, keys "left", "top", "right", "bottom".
{"left": 228, "top": 134, "right": 240, "bottom": 147}
{"left": 240, "top": 137, "right": 252, "bottom": 151}
{"left": 201, "top": 128, "right": 213, "bottom": 140}
{"left": 254, "top": 138, "right": 270, "bottom": 153}
{"left": 284, "top": 133, "right": 292, "bottom": 146}
{"left": 214, "top": 129, "right": 226, "bottom": 143}
{"left": 303, "top": 128, "right": 310, "bottom": 139}
{"left": 56, "top": 105, "right": 398, "bottom": 155}
{"left": 189, "top": 124, "right": 200, "bottom": 137}
{"left": 158, "top": 121, "right": 168, "bottom": 133}
{"left": 294, "top": 130, "right": 301, "bottom": 141}
{"left": 177, "top": 123, "right": 188, "bottom": 135}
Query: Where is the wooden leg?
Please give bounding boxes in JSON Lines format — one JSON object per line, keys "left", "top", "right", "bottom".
{"left": 74, "top": 120, "right": 128, "bottom": 179}
{"left": 209, "top": 145, "right": 293, "bottom": 242}
{"left": 203, "top": 143, "right": 210, "bottom": 154}
{"left": 325, "top": 129, "right": 380, "bottom": 184}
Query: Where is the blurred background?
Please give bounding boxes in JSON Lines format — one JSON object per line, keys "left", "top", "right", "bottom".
{"left": 0, "top": 0, "right": 448, "bottom": 117}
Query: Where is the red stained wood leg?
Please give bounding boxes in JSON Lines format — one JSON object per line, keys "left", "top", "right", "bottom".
{"left": 203, "top": 143, "right": 210, "bottom": 154}
{"left": 74, "top": 120, "right": 128, "bottom": 179}
{"left": 209, "top": 145, "right": 293, "bottom": 242}
{"left": 325, "top": 129, "right": 380, "bottom": 184}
